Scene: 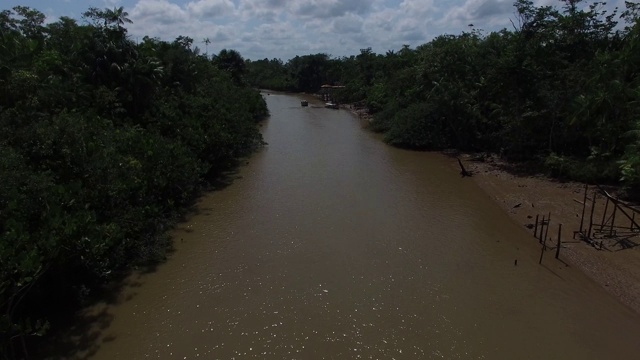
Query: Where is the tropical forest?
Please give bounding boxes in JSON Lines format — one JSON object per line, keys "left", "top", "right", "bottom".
{"left": 0, "top": 5, "right": 267, "bottom": 358}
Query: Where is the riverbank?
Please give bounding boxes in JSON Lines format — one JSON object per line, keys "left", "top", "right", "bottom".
{"left": 343, "top": 104, "right": 373, "bottom": 122}
{"left": 319, "top": 96, "right": 640, "bottom": 314}
{"left": 44, "top": 92, "right": 640, "bottom": 359}
{"left": 458, "top": 154, "right": 640, "bottom": 314}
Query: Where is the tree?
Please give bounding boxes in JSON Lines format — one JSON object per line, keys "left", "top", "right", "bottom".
{"left": 83, "top": 6, "right": 131, "bottom": 31}
{"left": 203, "top": 37, "right": 211, "bottom": 56}
{"left": 105, "top": 6, "right": 132, "bottom": 29}
{"left": 0, "top": 6, "right": 268, "bottom": 358}
{"left": 214, "top": 48, "right": 246, "bottom": 84}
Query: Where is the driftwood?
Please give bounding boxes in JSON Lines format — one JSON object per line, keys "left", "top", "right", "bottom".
{"left": 457, "top": 158, "right": 472, "bottom": 177}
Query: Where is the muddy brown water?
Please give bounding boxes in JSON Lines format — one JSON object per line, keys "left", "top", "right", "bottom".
{"left": 65, "top": 93, "right": 640, "bottom": 359}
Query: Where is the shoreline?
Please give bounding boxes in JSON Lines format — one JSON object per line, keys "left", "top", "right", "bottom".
{"left": 306, "top": 92, "right": 640, "bottom": 313}
{"left": 458, "top": 154, "right": 640, "bottom": 314}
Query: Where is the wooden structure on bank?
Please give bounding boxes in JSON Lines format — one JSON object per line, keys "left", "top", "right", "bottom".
{"left": 532, "top": 212, "right": 564, "bottom": 264}
{"left": 319, "top": 84, "right": 345, "bottom": 103}
{"left": 527, "top": 183, "right": 640, "bottom": 266}
{"left": 573, "top": 185, "right": 640, "bottom": 251}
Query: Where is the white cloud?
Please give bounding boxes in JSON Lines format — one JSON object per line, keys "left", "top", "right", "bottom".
{"left": 103, "top": 0, "right": 624, "bottom": 60}
{"left": 399, "top": 0, "right": 437, "bottom": 17}
{"left": 332, "top": 14, "right": 363, "bottom": 34}
{"left": 103, "top": 0, "right": 123, "bottom": 6}
{"left": 293, "top": 0, "right": 373, "bottom": 19}
{"left": 186, "top": 0, "right": 235, "bottom": 18}
{"left": 130, "top": 0, "right": 189, "bottom": 25}
{"left": 127, "top": 0, "right": 236, "bottom": 51}
{"left": 237, "top": 0, "right": 285, "bottom": 22}
{"left": 443, "top": 0, "right": 512, "bottom": 28}
{"left": 255, "top": 22, "right": 300, "bottom": 41}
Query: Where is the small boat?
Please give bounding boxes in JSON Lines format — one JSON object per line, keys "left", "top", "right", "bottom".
{"left": 301, "top": 100, "right": 308, "bottom": 107}
{"left": 325, "top": 102, "right": 339, "bottom": 109}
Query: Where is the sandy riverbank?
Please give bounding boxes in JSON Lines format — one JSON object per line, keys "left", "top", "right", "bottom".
{"left": 457, "top": 154, "right": 640, "bottom": 314}
{"left": 342, "top": 102, "right": 640, "bottom": 313}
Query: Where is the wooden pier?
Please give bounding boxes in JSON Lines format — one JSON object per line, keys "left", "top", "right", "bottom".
{"left": 319, "top": 84, "right": 345, "bottom": 103}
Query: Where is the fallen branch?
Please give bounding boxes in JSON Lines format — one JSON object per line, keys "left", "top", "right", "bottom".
{"left": 457, "top": 158, "right": 472, "bottom": 177}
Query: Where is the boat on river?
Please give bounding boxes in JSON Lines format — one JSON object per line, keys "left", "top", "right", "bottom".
{"left": 325, "top": 102, "right": 339, "bottom": 109}
{"left": 301, "top": 100, "right": 308, "bottom": 107}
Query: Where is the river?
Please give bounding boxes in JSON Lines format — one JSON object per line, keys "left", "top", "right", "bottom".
{"left": 65, "top": 92, "right": 640, "bottom": 359}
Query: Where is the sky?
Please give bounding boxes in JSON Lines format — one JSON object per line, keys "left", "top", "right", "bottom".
{"left": 4, "top": 0, "right": 627, "bottom": 60}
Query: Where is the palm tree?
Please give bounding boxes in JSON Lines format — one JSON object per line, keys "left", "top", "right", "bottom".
{"left": 203, "top": 38, "right": 211, "bottom": 56}
{"left": 104, "top": 6, "right": 132, "bottom": 30}
{"left": 82, "top": 6, "right": 132, "bottom": 32}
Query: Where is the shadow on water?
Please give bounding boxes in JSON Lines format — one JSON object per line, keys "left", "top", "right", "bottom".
{"left": 34, "top": 258, "right": 160, "bottom": 359}
{"left": 38, "top": 306, "right": 115, "bottom": 360}
{"left": 205, "top": 167, "right": 244, "bottom": 192}
{"left": 34, "top": 162, "right": 253, "bottom": 359}
{"left": 539, "top": 263, "right": 565, "bottom": 280}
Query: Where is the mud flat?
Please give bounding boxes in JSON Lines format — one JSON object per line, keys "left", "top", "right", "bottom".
{"left": 462, "top": 155, "right": 640, "bottom": 314}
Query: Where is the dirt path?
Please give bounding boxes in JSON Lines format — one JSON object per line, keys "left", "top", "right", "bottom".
{"left": 459, "top": 154, "right": 640, "bottom": 314}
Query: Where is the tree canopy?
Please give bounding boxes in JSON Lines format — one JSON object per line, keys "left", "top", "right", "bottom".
{"left": 0, "top": 6, "right": 267, "bottom": 358}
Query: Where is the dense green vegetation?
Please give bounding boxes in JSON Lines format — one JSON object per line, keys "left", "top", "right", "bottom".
{"left": 246, "top": 0, "right": 640, "bottom": 192}
{"left": 0, "top": 6, "right": 267, "bottom": 358}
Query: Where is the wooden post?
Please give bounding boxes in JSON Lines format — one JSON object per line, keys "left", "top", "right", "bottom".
{"left": 579, "top": 184, "right": 588, "bottom": 233}
{"left": 587, "top": 191, "right": 597, "bottom": 239}
{"left": 555, "top": 224, "right": 562, "bottom": 259}
{"left": 600, "top": 197, "right": 610, "bottom": 231}
{"left": 534, "top": 214, "right": 539, "bottom": 238}
{"left": 539, "top": 236, "right": 547, "bottom": 264}
{"left": 543, "top": 212, "right": 551, "bottom": 246}
{"left": 609, "top": 203, "right": 618, "bottom": 237}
